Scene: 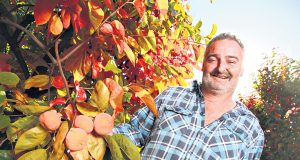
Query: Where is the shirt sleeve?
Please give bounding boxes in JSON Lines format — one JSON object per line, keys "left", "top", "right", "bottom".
{"left": 113, "top": 90, "right": 166, "bottom": 147}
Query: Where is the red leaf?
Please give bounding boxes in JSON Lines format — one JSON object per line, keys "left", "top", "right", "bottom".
{"left": 104, "top": 78, "right": 124, "bottom": 115}
{"left": 111, "top": 20, "right": 125, "bottom": 39}
{"left": 75, "top": 81, "right": 87, "bottom": 102}
{"left": 92, "top": 58, "right": 103, "bottom": 79}
{"left": 116, "top": 9, "right": 129, "bottom": 18}
{"left": 104, "top": 0, "right": 113, "bottom": 10}
{"left": 61, "top": 9, "right": 71, "bottom": 28}
{"left": 133, "top": 0, "right": 145, "bottom": 19}
{"left": 0, "top": 54, "right": 12, "bottom": 72}
{"left": 99, "top": 23, "right": 113, "bottom": 35}
{"left": 50, "top": 97, "right": 67, "bottom": 108}
{"left": 51, "top": 75, "right": 65, "bottom": 89}
{"left": 34, "top": 0, "right": 58, "bottom": 25}
{"left": 49, "top": 14, "right": 63, "bottom": 35}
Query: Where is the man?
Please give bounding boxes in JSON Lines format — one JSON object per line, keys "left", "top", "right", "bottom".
{"left": 113, "top": 33, "right": 264, "bottom": 159}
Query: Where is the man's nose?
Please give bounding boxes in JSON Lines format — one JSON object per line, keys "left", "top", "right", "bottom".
{"left": 217, "top": 60, "right": 227, "bottom": 72}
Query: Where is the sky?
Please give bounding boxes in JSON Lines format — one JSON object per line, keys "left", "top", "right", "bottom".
{"left": 188, "top": 0, "right": 300, "bottom": 96}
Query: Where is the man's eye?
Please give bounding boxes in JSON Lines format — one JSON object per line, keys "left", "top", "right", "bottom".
{"left": 228, "top": 60, "right": 237, "bottom": 64}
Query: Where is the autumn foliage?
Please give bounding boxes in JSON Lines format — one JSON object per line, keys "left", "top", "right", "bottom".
{"left": 0, "top": 0, "right": 217, "bottom": 159}
{"left": 240, "top": 51, "right": 300, "bottom": 160}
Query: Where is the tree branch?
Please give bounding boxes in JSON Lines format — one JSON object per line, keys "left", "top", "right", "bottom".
{"left": 0, "top": 16, "right": 57, "bottom": 64}
{"left": 54, "top": 39, "right": 71, "bottom": 100}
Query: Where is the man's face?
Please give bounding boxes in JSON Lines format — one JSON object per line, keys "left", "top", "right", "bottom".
{"left": 202, "top": 39, "right": 244, "bottom": 95}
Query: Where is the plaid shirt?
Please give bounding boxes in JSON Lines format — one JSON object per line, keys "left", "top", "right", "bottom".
{"left": 113, "top": 82, "right": 264, "bottom": 159}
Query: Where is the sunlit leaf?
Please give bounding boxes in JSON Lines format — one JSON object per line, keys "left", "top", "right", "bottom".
{"left": 24, "top": 75, "right": 50, "bottom": 90}
{"left": 0, "top": 114, "right": 10, "bottom": 130}
{"left": 49, "top": 14, "right": 63, "bottom": 35}
{"left": 111, "top": 20, "right": 125, "bottom": 39}
{"left": 177, "top": 76, "right": 188, "bottom": 87}
{"left": 15, "top": 125, "right": 50, "bottom": 154}
{"left": 112, "top": 134, "right": 140, "bottom": 160}
{"left": 0, "top": 72, "right": 20, "bottom": 87}
{"left": 18, "top": 149, "right": 47, "bottom": 160}
{"left": 87, "top": 134, "right": 106, "bottom": 160}
{"left": 123, "top": 41, "right": 136, "bottom": 67}
{"left": 90, "top": 80, "right": 110, "bottom": 112}
{"left": 34, "top": 0, "right": 58, "bottom": 25}
{"left": 104, "top": 78, "right": 124, "bottom": 114}
{"left": 76, "top": 102, "right": 100, "bottom": 117}
{"left": 207, "top": 23, "right": 218, "bottom": 39}
{"left": 103, "top": 135, "right": 124, "bottom": 160}
{"left": 145, "top": 30, "right": 156, "bottom": 51}
{"left": 0, "top": 85, "right": 5, "bottom": 105}
{"left": 14, "top": 105, "right": 51, "bottom": 115}
{"left": 6, "top": 116, "right": 39, "bottom": 142}
{"left": 88, "top": 1, "right": 104, "bottom": 33}
{"left": 0, "top": 150, "right": 13, "bottom": 160}
{"left": 70, "top": 147, "right": 90, "bottom": 160}
{"left": 133, "top": 0, "right": 146, "bottom": 19}
{"left": 155, "top": 0, "right": 168, "bottom": 15}
{"left": 127, "top": 36, "right": 139, "bottom": 49}
{"left": 49, "top": 121, "right": 69, "bottom": 160}
{"left": 104, "top": 60, "right": 121, "bottom": 74}
{"left": 129, "top": 84, "right": 158, "bottom": 117}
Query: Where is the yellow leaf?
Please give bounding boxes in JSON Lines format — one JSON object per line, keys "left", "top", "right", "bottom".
{"left": 155, "top": 0, "right": 168, "bottom": 15}
{"left": 15, "top": 125, "right": 50, "bottom": 154}
{"left": 154, "top": 80, "right": 167, "bottom": 93}
{"left": 88, "top": 1, "right": 104, "bottom": 33}
{"left": 70, "top": 147, "right": 90, "bottom": 160}
{"left": 18, "top": 149, "right": 47, "bottom": 160}
{"left": 87, "top": 134, "right": 106, "bottom": 160}
{"left": 24, "top": 75, "right": 50, "bottom": 89}
{"left": 129, "top": 84, "right": 158, "bottom": 117}
{"left": 50, "top": 14, "right": 63, "bottom": 35}
{"left": 177, "top": 76, "right": 188, "bottom": 87}
{"left": 89, "top": 80, "right": 110, "bottom": 112}
{"left": 76, "top": 102, "right": 100, "bottom": 117}
{"left": 127, "top": 36, "right": 139, "bottom": 49}
{"left": 123, "top": 42, "right": 136, "bottom": 67}
{"left": 14, "top": 105, "right": 52, "bottom": 115}
{"left": 49, "top": 121, "right": 69, "bottom": 160}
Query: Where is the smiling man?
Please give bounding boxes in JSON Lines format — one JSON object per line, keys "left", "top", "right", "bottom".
{"left": 114, "top": 33, "right": 265, "bottom": 159}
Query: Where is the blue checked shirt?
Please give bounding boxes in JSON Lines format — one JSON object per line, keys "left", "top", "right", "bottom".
{"left": 113, "top": 82, "right": 264, "bottom": 159}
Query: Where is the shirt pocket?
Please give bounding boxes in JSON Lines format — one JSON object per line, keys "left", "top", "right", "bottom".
{"left": 157, "top": 104, "right": 193, "bottom": 135}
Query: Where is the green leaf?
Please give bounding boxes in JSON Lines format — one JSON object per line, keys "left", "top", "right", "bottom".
{"left": 13, "top": 105, "right": 52, "bottom": 115}
{"left": 15, "top": 125, "right": 50, "bottom": 154}
{"left": 18, "top": 149, "right": 47, "bottom": 160}
{"left": 207, "top": 23, "right": 218, "bottom": 39}
{"left": 89, "top": 80, "right": 110, "bottom": 112}
{"left": 112, "top": 134, "right": 140, "bottom": 160}
{"left": 87, "top": 134, "right": 106, "bottom": 160}
{"left": 6, "top": 115, "right": 39, "bottom": 142}
{"left": 103, "top": 135, "right": 124, "bottom": 160}
{"left": 194, "top": 20, "right": 202, "bottom": 31}
{"left": 0, "top": 150, "right": 14, "bottom": 160}
{"left": 49, "top": 121, "right": 69, "bottom": 160}
{"left": 0, "top": 114, "right": 10, "bottom": 130}
{"left": 104, "top": 60, "right": 122, "bottom": 74}
{"left": 0, "top": 85, "right": 6, "bottom": 105}
{"left": 145, "top": 30, "right": 156, "bottom": 51}
{"left": 0, "top": 72, "right": 20, "bottom": 87}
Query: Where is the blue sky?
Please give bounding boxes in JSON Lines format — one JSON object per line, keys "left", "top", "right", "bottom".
{"left": 188, "top": 0, "right": 300, "bottom": 95}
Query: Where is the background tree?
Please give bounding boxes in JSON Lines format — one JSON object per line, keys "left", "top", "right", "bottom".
{"left": 240, "top": 50, "right": 300, "bottom": 160}
{"left": 0, "top": 0, "right": 217, "bottom": 159}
